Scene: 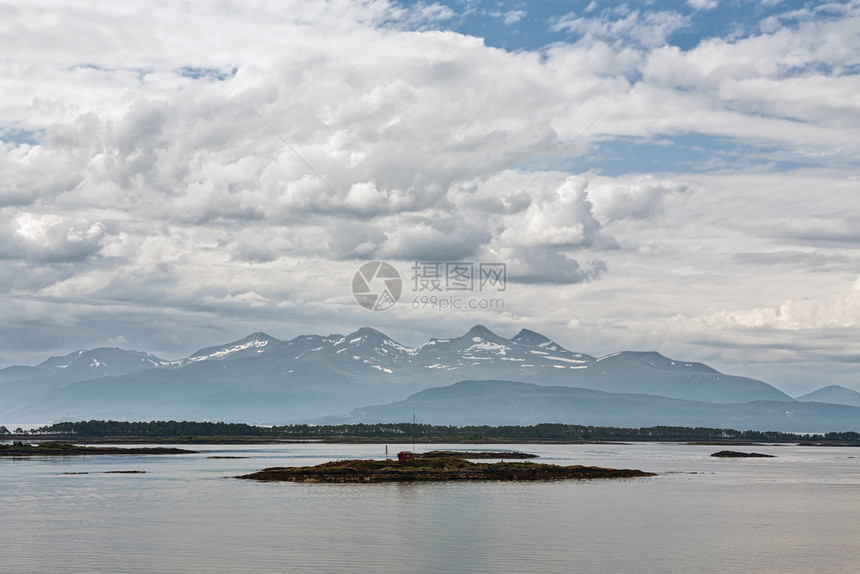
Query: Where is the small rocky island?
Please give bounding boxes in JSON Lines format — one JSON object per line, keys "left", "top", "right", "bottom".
{"left": 0, "top": 442, "right": 196, "bottom": 456}
{"left": 711, "top": 450, "right": 775, "bottom": 458}
{"left": 237, "top": 456, "right": 655, "bottom": 483}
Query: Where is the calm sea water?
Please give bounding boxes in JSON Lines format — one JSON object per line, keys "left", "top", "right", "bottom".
{"left": 1, "top": 441, "right": 858, "bottom": 573}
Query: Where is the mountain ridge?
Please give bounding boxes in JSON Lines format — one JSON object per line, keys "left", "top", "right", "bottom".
{"left": 329, "top": 379, "right": 860, "bottom": 432}
{"left": 1, "top": 324, "right": 788, "bottom": 401}
{"left": 0, "top": 325, "right": 822, "bottom": 426}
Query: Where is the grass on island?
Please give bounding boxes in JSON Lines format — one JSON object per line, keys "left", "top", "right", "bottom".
{"left": 419, "top": 450, "right": 538, "bottom": 459}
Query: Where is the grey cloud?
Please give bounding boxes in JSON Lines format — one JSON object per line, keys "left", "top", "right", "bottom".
{"left": 229, "top": 238, "right": 282, "bottom": 264}
{"left": 0, "top": 260, "right": 82, "bottom": 293}
{"left": 590, "top": 176, "right": 689, "bottom": 222}
{"left": 0, "top": 213, "right": 107, "bottom": 263}
{"left": 505, "top": 246, "right": 607, "bottom": 284}
{"left": 732, "top": 250, "right": 853, "bottom": 271}
{"left": 0, "top": 141, "right": 88, "bottom": 208}
{"left": 227, "top": 226, "right": 306, "bottom": 263}
{"left": 325, "top": 221, "right": 385, "bottom": 260}
{"left": 375, "top": 215, "right": 491, "bottom": 262}
{"left": 496, "top": 175, "right": 615, "bottom": 251}
{"left": 778, "top": 218, "right": 860, "bottom": 246}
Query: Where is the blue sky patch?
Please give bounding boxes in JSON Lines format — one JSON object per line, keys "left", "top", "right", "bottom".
{"left": 396, "top": 0, "right": 822, "bottom": 52}
{"left": 176, "top": 66, "right": 238, "bottom": 81}
{"left": 513, "top": 133, "right": 821, "bottom": 176}
{"left": 0, "top": 127, "right": 44, "bottom": 146}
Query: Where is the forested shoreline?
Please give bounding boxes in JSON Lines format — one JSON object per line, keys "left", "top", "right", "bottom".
{"left": 4, "top": 420, "right": 859, "bottom": 444}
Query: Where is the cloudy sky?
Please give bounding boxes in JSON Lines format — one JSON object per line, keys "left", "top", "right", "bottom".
{"left": 2, "top": 0, "right": 859, "bottom": 395}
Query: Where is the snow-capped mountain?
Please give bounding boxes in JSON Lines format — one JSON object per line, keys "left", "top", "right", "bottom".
{"left": 0, "top": 325, "right": 801, "bottom": 425}
{"left": 410, "top": 325, "right": 592, "bottom": 371}
{"left": 38, "top": 347, "right": 178, "bottom": 375}
{"left": 0, "top": 347, "right": 179, "bottom": 407}
{"left": 185, "top": 332, "right": 283, "bottom": 363}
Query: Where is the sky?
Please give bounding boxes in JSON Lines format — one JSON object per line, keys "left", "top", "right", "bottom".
{"left": 1, "top": 0, "right": 859, "bottom": 396}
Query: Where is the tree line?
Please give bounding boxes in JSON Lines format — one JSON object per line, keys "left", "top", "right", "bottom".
{"left": 16, "top": 420, "right": 860, "bottom": 443}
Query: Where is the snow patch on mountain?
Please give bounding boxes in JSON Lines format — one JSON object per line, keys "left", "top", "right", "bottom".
{"left": 190, "top": 338, "right": 270, "bottom": 361}
{"left": 546, "top": 356, "right": 588, "bottom": 364}
{"left": 189, "top": 332, "right": 277, "bottom": 362}
{"left": 466, "top": 341, "right": 509, "bottom": 354}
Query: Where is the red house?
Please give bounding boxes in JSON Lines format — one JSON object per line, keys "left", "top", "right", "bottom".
{"left": 397, "top": 451, "right": 414, "bottom": 461}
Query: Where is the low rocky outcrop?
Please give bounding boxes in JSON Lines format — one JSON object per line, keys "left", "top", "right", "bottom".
{"left": 237, "top": 456, "right": 655, "bottom": 483}
{"left": 710, "top": 450, "right": 774, "bottom": 458}
{"left": 0, "top": 442, "right": 196, "bottom": 456}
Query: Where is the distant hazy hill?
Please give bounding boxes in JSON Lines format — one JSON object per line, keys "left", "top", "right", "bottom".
{"left": 0, "top": 325, "right": 807, "bottom": 426}
{"left": 796, "top": 385, "right": 860, "bottom": 407}
{"left": 334, "top": 379, "right": 860, "bottom": 433}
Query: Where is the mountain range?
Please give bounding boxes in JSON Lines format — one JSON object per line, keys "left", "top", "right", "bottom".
{"left": 335, "top": 380, "right": 860, "bottom": 432}
{"left": 1, "top": 325, "right": 858, "bottom": 431}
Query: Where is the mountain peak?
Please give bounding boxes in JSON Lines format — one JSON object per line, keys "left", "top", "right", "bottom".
{"left": 351, "top": 327, "right": 387, "bottom": 338}
{"left": 594, "top": 351, "right": 720, "bottom": 375}
{"left": 245, "top": 332, "right": 277, "bottom": 342}
{"left": 796, "top": 385, "right": 860, "bottom": 407}
{"left": 818, "top": 385, "right": 851, "bottom": 392}
{"left": 511, "top": 328, "right": 551, "bottom": 346}
{"left": 464, "top": 325, "right": 499, "bottom": 340}
{"left": 190, "top": 332, "right": 280, "bottom": 360}
{"left": 37, "top": 347, "right": 162, "bottom": 369}
{"left": 37, "top": 349, "right": 86, "bottom": 369}
{"left": 336, "top": 327, "right": 392, "bottom": 347}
